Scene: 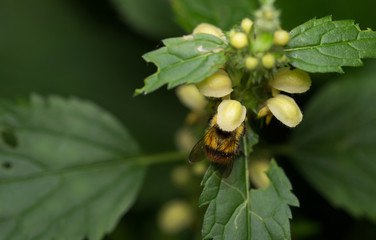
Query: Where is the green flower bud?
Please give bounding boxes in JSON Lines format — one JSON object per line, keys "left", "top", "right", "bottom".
{"left": 217, "top": 100, "right": 247, "bottom": 132}
{"left": 176, "top": 84, "right": 207, "bottom": 112}
{"left": 261, "top": 53, "right": 275, "bottom": 69}
{"left": 273, "top": 30, "right": 290, "bottom": 46}
{"left": 266, "top": 94, "right": 303, "bottom": 127}
{"left": 241, "top": 18, "right": 253, "bottom": 33}
{"left": 245, "top": 56, "right": 259, "bottom": 70}
{"left": 230, "top": 32, "right": 248, "bottom": 49}
{"left": 270, "top": 67, "right": 311, "bottom": 93}
{"left": 197, "top": 69, "right": 233, "bottom": 98}
{"left": 193, "top": 23, "right": 225, "bottom": 41}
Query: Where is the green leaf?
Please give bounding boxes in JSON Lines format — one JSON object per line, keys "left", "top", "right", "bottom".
{"left": 199, "top": 135, "right": 299, "bottom": 239}
{"left": 135, "top": 33, "right": 227, "bottom": 95}
{"left": 110, "top": 0, "right": 183, "bottom": 39}
{"left": 285, "top": 16, "right": 376, "bottom": 73}
{"left": 289, "top": 65, "right": 376, "bottom": 222}
{"left": 0, "top": 95, "right": 145, "bottom": 240}
{"left": 171, "top": 0, "right": 259, "bottom": 32}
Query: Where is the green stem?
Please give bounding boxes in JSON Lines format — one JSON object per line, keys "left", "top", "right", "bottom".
{"left": 136, "top": 151, "right": 187, "bottom": 166}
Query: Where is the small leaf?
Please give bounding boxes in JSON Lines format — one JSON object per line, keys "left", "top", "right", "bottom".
{"left": 170, "top": 0, "right": 258, "bottom": 32}
{"left": 285, "top": 16, "right": 376, "bottom": 73}
{"left": 135, "top": 33, "right": 227, "bottom": 95}
{"left": 199, "top": 132, "right": 298, "bottom": 239}
{"left": 0, "top": 95, "right": 145, "bottom": 240}
{"left": 289, "top": 65, "right": 376, "bottom": 222}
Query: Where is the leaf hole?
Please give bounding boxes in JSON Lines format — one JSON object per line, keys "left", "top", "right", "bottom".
{"left": 2, "top": 162, "right": 12, "bottom": 169}
{"left": 1, "top": 128, "right": 18, "bottom": 148}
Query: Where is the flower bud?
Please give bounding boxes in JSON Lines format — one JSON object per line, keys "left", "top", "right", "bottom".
{"left": 193, "top": 23, "right": 225, "bottom": 41}
{"left": 230, "top": 32, "right": 248, "bottom": 49}
{"left": 273, "top": 30, "right": 290, "bottom": 46}
{"left": 270, "top": 67, "right": 311, "bottom": 93}
{"left": 217, "top": 100, "right": 247, "bottom": 132}
{"left": 241, "top": 18, "right": 253, "bottom": 33}
{"left": 257, "top": 105, "right": 270, "bottom": 118}
{"left": 261, "top": 53, "right": 275, "bottom": 69}
{"left": 249, "top": 159, "right": 270, "bottom": 189}
{"left": 192, "top": 161, "right": 207, "bottom": 176}
{"left": 158, "top": 200, "right": 194, "bottom": 234}
{"left": 175, "top": 127, "right": 197, "bottom": 152}
{"left": 266, "top": 94, "right": 303, "bottom": 127}
{"left": 245, "top": 56, "right": 259, "bottom": 70}
{"left": 197, "top": 69, "right": 233, "bottom": 98}
{"left": 171, "top": 165, "right": 191, "bottom": 186}
{"left": 176, "top": 84, "right": 207, "bottom": 112}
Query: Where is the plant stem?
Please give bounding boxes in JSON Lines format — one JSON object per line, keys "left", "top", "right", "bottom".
{"left": 136, "top": 151, "right": 187, "bottom": 166}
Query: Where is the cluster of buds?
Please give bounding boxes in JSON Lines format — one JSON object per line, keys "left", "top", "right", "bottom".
{"left": 176, "top": 20, "right": 311, "bottom": 134}
{"left": 176, "top": 23, "right": 248, "bottom": 132}
{"left": 227, "top": 16, "right": 290, "bottom": 72}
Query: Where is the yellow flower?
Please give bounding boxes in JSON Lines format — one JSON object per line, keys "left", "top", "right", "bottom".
{"left": 158, "top": 200, "right": 194, "bottom": 234}
{"left": 217, "top": 99, "right": 247, "bottom": 131}
{"left": 197, "top": 69, "right": 233, "bottom": 98}
{"left": 249, "top": 159, "right": 270, "bottom": 189}
{"left": 193, "top": 23, "right": 226, "bottom": 41}
{"left": 266, "top": 94, "right": 303, "bottom": 127}
{"left": 258, "top": 94, "right": 303, "bottom": 127}
{"left": 176, "top": 84, "right": 207, "bottom": 112}
{"left": 270, "top": 67, "right": 311, "bottom": 93}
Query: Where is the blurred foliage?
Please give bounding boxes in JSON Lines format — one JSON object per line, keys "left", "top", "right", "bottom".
{"left": 110, "top": 0, "right": 183, "bottom": 39}
{"left": 289, "top": 61, "right": 376, "bottom": 222}
{"left": 0, "top": 95, "right": 144, "bottom": 240}
{"left": 171, "top": 0, "right": 258, "bottom": 32}
{"left": 0, "top": 0, "right": 376, "bottom": 239}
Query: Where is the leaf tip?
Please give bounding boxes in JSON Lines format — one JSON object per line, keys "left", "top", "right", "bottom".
{"left": 133, "top": 88, "right": 146, "bottom": 96}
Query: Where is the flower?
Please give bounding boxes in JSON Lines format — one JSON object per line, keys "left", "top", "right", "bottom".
{"left": 217, "top": 99, "right": 247, "bottom": 131}
{"left": 258, "top": 94, "right": 303, "bottom": 127}
{"left": 158, "top": 200, "right": 193, "bottom": 234}
{"left": 269, "top": 67, "right": 311, "bottom": 93}
{"left": 197, "top": 69, "right": 233, "bottom": 98}
{"left": 249, "top": 159, "right": 270, "bottom": 189}
{"left": 193, "top": 23, "right": 226, "bottom": 41}
{"left": 176, "top": 84, "right": 207, "bottom": 112}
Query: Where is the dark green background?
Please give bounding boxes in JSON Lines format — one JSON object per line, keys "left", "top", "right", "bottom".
{"left": 1, "top": 0, "right": 375, "bottom": 239}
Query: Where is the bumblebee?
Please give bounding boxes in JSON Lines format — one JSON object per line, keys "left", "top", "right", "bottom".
{"left": 189, "top": 114, "right": 246, "bottom": 177}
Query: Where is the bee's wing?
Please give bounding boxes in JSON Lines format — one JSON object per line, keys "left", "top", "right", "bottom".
{"left": 189, "top": 137, "right": 207, "bottom": 163}
{"left": 213, "top": 159, "right": 234, "bottom": 178}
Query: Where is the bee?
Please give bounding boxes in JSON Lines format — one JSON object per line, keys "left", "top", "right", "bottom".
{"left": 189, "top": 114, "right": 247, "bottom": 177}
